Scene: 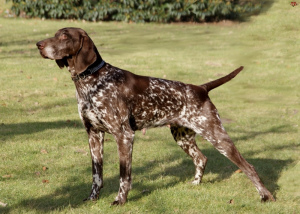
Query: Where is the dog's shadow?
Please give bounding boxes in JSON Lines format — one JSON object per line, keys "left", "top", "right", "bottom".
{"left": 4, "top": 122, "right": 294, "bottom": 212}
{"left": 129, "top": 147, "right": 290, "bottom": 202}
{"left": 13, "top": 144, "right": 291, "bottom": 213}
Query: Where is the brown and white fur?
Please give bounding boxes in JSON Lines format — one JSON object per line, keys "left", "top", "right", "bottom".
{"left": 36, "top": 27, "right": 275, "bottom": 205}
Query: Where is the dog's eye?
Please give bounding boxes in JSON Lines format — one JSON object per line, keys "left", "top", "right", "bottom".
{"left": 60, "top": 34, "right": 68, "bottom": 40}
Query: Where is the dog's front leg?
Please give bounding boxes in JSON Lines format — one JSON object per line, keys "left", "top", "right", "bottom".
{"left": 111, "top": 127, "right": 135, "bottom": 205}
{"left": 84, "top": 130, "right": 104, "bottom": 201}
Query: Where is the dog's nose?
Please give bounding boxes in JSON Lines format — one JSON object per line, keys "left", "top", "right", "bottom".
{"left": 36, "top": 41, "right": 45, "bottom": 50}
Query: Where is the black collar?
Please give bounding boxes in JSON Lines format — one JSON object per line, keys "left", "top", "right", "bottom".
{"left": 72, "top": 59, "right": 106, "bottom": 81}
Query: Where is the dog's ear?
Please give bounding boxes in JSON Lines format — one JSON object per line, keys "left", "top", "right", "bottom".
{"left": 56, "top": 59, "right": 65, "bottom": 69}
{"left": 74, "top": 32, "right": 97, "bottom": 74}
{"left": 56, "top": 58, "right": 68, "bottom": 69}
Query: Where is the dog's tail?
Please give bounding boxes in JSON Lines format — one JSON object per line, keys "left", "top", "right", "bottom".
{"left": 200, "top": 66, "right": 244, "bottom": 92}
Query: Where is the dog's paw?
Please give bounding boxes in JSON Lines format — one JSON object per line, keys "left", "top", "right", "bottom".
{"left": 83, "top": 195, "right": 98, "bottom": 202}
{"left": 111, "top": 199, "right": 126, "bottom": 206}
{"left": 111, "top": 195, "right": 127, "bottom": 206}
{"left": 191, "top": 179, "right": 201, "bottom": 185}
{"left": 261, "top": 192, "right": 276, "bottom": 202}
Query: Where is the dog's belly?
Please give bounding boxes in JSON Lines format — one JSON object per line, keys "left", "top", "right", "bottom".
{"left": 132, "top": 107, "right": 180, "bottom": 129}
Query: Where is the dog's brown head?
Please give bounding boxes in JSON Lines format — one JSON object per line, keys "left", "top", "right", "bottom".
{"left": 36, "top": 28, "right": 101, "bottom": 76}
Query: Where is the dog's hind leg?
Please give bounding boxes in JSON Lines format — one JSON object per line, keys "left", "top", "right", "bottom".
{"left": 192, "top": 101, "right": 275, "bottom": 202}
{"left": 170, "top": 126, "right": 208, "bottom": 184}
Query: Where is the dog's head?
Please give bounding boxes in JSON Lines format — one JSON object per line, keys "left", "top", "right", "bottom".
{"left": 36, "top": 28, "right": 100, "bottom": 75}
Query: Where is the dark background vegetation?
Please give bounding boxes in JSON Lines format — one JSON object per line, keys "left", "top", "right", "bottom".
{"left": 8, "top": 0, "right": 263, "bottom": 22}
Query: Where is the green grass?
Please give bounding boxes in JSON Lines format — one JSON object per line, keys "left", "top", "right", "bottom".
{"left": 0, "top": 0, "right": 299, "bottom": 213}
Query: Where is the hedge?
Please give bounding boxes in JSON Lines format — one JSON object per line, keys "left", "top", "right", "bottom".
{"left": 7, "top": 0, "right": 263, "bottom": 23}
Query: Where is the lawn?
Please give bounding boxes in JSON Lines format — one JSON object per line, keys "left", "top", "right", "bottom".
{"left": 0, "top": 0, "right": 299, "bottom": 213}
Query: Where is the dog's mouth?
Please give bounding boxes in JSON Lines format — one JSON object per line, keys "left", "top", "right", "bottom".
{"left": 38, "top": 50, "right": 66, "bottom": 60}
{"left": 39, "top": 51, "right": 49, "bottom": 59}
{"left": 37, "top": 49, "right": 52, "bottom": 59}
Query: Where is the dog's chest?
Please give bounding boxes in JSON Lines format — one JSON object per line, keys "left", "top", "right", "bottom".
{"left": 75, "top": 67, "right": 129, "bottom": 132}
{"left": 76, "top": 81, "right": 120, "bottom": 133}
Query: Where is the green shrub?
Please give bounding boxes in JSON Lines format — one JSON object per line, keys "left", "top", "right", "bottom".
{"left": 7, "top": 0, "right": 263, "bottom": 23}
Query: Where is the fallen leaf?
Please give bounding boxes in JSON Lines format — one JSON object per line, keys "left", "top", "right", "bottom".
{"left": 225, "top": 165, "right": 233, "bottom": 170}
{"left": 42, "top": 166, "right": 48, "bottom": 171}
{"left": 75, "top": 149, "right": 88, "bottom": 156}
{"left": 142, "top": 189, "right": 150, "bottom": 194}
{"left": 53, "top": 77, "right": 58, "bottom": 81}
{"left": 35, "top": 171, "right": 41, "bottom": 176}
{"left": 235, "top": 169, "right": 242, "bottom": 173}
{"left": 205, "top": 61, "right": 222, "bottom": 67}
{"left": 40, "top": 149, "right": 48, "bottom": 154}
{"left": 2, "top": 174, "right": 12, "bottom": 178}
{"left": 142, "top": 128, "right": 147, "bottom": 135}
{"left": 228, "top": 199, "right": 234, "bottom": 204}
{"left": 27, "top": 76, "right": 32, "bottom": 79}
{"left": 221, "top": 118, "right": 234, "bottom": 124}
{"left": 215, "top": 73, "right": 225, "bottom": 77}
{"left": 42, "top": 179, "right": 49, "bottom": 183}
{"left": 0, "top": 201, "right": 7, "bottom": 207}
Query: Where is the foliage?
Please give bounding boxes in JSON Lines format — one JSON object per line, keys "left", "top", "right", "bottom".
{"left": 1, "top": 0, "right": 300, "bottom": 212}
{"left": 7, "top": 0, "right": 263, "bottom": 22}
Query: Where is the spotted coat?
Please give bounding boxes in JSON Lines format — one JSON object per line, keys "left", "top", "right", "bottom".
{"left": 36, "top": 27, "right": 275, "bottom": 205}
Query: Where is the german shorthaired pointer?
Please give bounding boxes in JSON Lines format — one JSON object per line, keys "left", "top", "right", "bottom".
{"left": 36, "top": 27, "right": 274, "bottom": 205}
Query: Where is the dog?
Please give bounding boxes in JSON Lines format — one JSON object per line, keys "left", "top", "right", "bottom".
{"left": 36, "top": 27, "right": 275, "bottom": 205}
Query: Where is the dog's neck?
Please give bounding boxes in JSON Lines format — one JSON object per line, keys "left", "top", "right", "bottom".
{"left": 70, "top": 57, "right": 106, "bottom": 82}
{"left": 65, "top": 54, "right": 106, "bottom": 81}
